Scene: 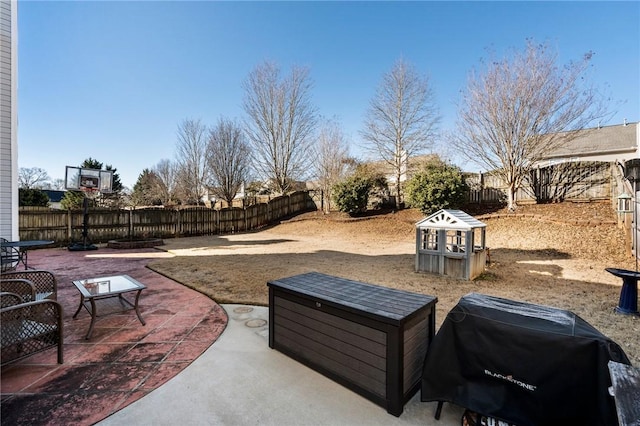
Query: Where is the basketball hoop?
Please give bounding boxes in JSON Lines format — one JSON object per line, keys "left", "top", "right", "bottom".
{"left": 65, "top": 166, "right": 114, "bottom": 251}
{"left": 65, "top": 166, "right": 113, "bottom": 193}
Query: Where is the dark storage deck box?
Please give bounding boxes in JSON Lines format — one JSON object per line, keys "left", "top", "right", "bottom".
{"left": 268, "top": 272, "right": 437, "bottom": 416}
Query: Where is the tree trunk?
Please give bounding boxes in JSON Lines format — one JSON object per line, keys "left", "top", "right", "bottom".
{"left": 507, "top": 184, "right": 516, "bottom": 211}
{"left": 396, "top": 172, "right": 402, "bottom": 210}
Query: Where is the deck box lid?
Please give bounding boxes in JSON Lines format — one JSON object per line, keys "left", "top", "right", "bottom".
{"left": 268, "top": 272, "right": 437, "bottom": 325}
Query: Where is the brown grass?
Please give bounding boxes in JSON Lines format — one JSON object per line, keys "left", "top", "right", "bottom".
{"left": 147, "top": 201, "right": 640, "bottom": 366}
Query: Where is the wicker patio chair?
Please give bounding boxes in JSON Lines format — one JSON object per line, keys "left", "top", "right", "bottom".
{"left": 1, "top": 238, "right": 20, "bottom": 272}
{"left": 0, "top": 270, "right": 57, "bottom": 301}
{"left": 0, "top": 291, "right": 22, "bottom": 308}
{"left": 1, "top": 292, "right": 64, "bottom": 365}
{"left": 0, "top": 279, "right": 37, "bottom": 303}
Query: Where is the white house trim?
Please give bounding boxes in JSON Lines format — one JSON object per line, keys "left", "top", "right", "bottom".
{"left": 0, "top": 0, "right": 18, "bottom": 240}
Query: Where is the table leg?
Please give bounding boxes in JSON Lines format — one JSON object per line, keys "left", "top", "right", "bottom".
{"left": 72, "top": 295, "right": 85, "bottom": 319}
{"left": 133, "top": 289, "right": 146, "bottom": 325}
{"left": 15, "top": 249, "right": 27, "bottom": 270}
{"left": 85, "top": 298, "right": 98, "bottom": 339}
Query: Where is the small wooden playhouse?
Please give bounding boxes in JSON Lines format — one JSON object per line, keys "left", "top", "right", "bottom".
{"left": 415, "top": 209, "right": 487, "bottom": 280}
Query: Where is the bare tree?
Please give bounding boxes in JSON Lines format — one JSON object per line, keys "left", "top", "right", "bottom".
{"left": 175, "top": 119, "right": 209, "bottom": 204}
{"left": 313, "top": 119, "right": 352, "bottom": 212}
{"left": 18, "top": 167, "right": 50, "bottom": 189}
{"left": 243, "top": 61, "right": 318, "bottom": 195}
{"left": 206, "top": 117, "right": 251, "bottom": 206}
{"left": 361, "top": 58, "right": 440, "bottom": 209}
{"left": 451, "top": 40, "right": 610, "bottom": 210}
{"left": 153, "top": 159, "right": 179, "bottom": 205}
{"left": 50, "top": 178, "right": 66, "bottom": 190}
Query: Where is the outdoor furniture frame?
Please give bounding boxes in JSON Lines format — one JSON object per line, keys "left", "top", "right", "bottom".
{"left": 72, "top": 275, "right": 146, "bottom": 339}
{"left": 0, "top": 239, "right": 55, "bottom": 270}
{"left": 0, "top": 279, "right": 37, "bottom": 303}
{"left": 1, "top": 292, "right": 64, "bottom": 366}
{"left": 1, "top": 238, "right": 20, "bottom": 272}
{"left": 0, "top": 270, "right": 58, "bottom": 301}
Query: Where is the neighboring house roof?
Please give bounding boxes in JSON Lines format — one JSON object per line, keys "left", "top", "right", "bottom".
{"left": 542, "top": 121, "right": 638, "bottom": 163}
{"left": 43, "top": 190, "right": 66, "bottom": 203}
{"left": 370, "top": 153, "right": 439, "bottom": 184}
{"left": 416, "top": 209, "right": 486, "bottom": 230}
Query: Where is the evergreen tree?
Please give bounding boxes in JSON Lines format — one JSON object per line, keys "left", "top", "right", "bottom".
{"left": 78, "top": 158, "right": 124, "bottom": 208}
{"left": 18, "top": 188, "right": 50, "bottom": 207}
{"left": 131, "top": 169, "right": 163, "bottom": 206}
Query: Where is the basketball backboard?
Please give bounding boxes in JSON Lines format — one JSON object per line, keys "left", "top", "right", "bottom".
{"left": 65, "top": 166, "right": 113, "bottom": 193}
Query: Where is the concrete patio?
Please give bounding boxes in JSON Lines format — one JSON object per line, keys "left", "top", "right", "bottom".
{"left": 98, "top": 304, "right": 463, "bottom": 426}
{"left": 1, "top": 246, "right": 462, "bottom": 425}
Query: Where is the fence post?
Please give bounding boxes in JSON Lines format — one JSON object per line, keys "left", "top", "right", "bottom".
{"left": 67, "top": 209, "right": 72, "bottom": 242}
{"left": 129, "top": 209, "right": 133, "bottom": 239}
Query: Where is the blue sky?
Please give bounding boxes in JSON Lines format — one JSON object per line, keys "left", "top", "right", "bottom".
{"left": 18, "top": 1, "right": 640, "bottom": 189}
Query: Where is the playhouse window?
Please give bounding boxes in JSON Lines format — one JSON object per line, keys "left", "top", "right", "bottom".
{"left": 445, "top": 230, "right": 465, "bottom": 253}
{"left": 473, "top": 228, "right": 486, "bottom": 251}
{"left": 420, "top": 228, "right": 438, "bottom": 251}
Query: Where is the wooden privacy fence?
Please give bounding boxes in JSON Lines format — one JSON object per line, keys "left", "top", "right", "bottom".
{"left": 465, "top": 161, "right": 615, "bottom": 204}
{"left": 18, "top": 191, "right": 317, "bottom": 245}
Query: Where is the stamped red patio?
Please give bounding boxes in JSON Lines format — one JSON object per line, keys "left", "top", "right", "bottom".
{"left": 0, "top": 246, "right": 228, "bottom": 426}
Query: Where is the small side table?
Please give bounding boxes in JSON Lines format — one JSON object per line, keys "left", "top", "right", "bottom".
{"left": 72, "top": 275, "right": 146, "bottom": 339}
{"left": 605, "top": 268, "right": 640, "bottom": 316}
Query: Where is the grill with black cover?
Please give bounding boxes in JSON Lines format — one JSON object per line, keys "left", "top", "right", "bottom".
{"left": 421, "top": 293, "right": 630, "bottom": 426}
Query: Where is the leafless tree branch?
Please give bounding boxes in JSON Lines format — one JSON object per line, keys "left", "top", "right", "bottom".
{"left": 175, "top": 118, "right": 210, "bottom": 204}
{"left": 451, "top": 40, "right": 611, "bottom": 210}
{"left": 243, "top": 61, "right": 318, "bottom": 194}
{"left": 313, "top": 118, "right": 353, "bottom": 212}
{"left": 206, "top": 117, "right": 252, "bottom": 205}
{"left": 361, "top": 58, "right": 440, "bottom": 208}
{"left": 153, "top": 159, "right": 179, "bottom": 205}
{"left": 18, "top": 167, "right": 50, "bottom": 189}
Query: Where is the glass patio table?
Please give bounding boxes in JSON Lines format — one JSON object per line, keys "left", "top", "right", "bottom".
{"left": 1, "top": 239, "right": 54, "bottom": 269}
{"left": 72, "top": 274, "right": 146, "bottom": 339}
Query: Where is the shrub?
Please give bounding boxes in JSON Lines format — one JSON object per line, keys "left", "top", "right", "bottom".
{"left": 332, "top": 176, "right": 372, "bottom": 216}
{"left": 60, "top": 191, "right": 87, "bottom": 210}
{"left": 406, "top": 160, "right": 469, "bottom": 215}
{"left": 18, "top": 188, "right": 50, "bottom": 207}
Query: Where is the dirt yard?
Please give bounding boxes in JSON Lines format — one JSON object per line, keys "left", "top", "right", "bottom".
{"left": 147, "top": 202, "right": 639, "bottom": 366}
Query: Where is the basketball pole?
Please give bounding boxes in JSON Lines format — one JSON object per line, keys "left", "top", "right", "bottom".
{"left": 68, "top": 190, "right": 98, "bottom": 251}
{"left": 65, "top": 166, "right": 112, "bottom": 251}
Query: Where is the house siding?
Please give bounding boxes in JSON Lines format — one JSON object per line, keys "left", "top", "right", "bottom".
{"left": 0, "top": 0, "right": 18, "bottom": 240}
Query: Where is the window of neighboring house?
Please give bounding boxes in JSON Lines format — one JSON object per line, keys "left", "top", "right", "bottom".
{"left": 445, "top": 230, "right": 466, "bottom": 253}
{"left": 420, "top": 228, "right": 438, "bottom": 251}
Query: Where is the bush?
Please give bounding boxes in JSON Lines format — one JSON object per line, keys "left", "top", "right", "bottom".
{"left": 332, "top": 176, "right": 372, "bottom": 216}
{"left": 406, "top": 160, "right": 469, "bottom": 215}
{"left": 60, "top": 191, "right": 87, "bottom": 210}
{"left": 18, "top": 188, "right": 50, "bottom": 207}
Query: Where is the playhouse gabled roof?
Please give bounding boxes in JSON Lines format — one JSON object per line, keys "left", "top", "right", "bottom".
{"left": 416, "top": 209, "right": 486, "bottom": 230}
